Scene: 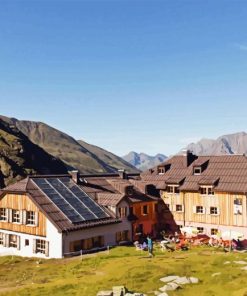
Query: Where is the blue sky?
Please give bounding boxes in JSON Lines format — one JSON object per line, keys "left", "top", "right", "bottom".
{"left": 1, "top": 1, "right": 247, "bottom": 156}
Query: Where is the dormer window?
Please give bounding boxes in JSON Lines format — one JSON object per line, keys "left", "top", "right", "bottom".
{"left": 167, "top": 185, "right": 179, "bottom": 194}
{"left": 158, "top": 166, "right": 165, "bottom": 175}
{"left": 200, "top": 186, "right": 214, "bottom": 195}
{"left": 193, "top": 167, "right": 202, "bottom": 175}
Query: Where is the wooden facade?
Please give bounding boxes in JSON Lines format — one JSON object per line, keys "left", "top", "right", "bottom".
{"left": 161, "top": 190, "right": 247, "bottom": 229}
{"left": 0, "top": 193, "right": 47, "bottom": 237}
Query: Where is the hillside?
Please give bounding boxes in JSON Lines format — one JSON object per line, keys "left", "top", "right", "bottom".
{"left": 0, "top": 115, "right": 139, "bottom": 174}
{"left": 0, "top": 119, "right": 67, "bottom": 188}
{"left": 123, "top": 151, "right": 167, "bottom": 171}
{"left": 185, "top": 132, "right": 247, "bottom": 155}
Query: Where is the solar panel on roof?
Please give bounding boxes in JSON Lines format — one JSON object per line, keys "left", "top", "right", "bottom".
{"left": 32, "top": 177, "right": 109, "bottom": 224}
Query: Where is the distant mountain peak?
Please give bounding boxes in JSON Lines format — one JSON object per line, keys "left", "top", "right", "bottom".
{"left": 123, "top": 151, "right": 167, "bottom": 171}
{"left": 184, "top": 131, "right": 247, "bottom": 156}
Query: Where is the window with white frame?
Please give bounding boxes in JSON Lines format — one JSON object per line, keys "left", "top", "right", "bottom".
{"left": 210, "top": 207, "right": 218, "bottom": 215}
{"left": 167, "top": 185, "right": 179, "bottom": 194}
{"left": 197, "top": 227, "right": 204, "bottom": 233}
{"left": 0, "top": 233, "right": 4, "bottom": 245}
{"left": 158, "top": 167, "right": 165, "bottom": 174}
{"left": 36, "top": 239, "right": 46, "bottom": 254}
{"left": 196, "top": 206, "right": 204, "bottom": 214}
{"left": 200, "top": 186, "right": 214, "bottom": 195}
{"left": 12, "top": 210, "right": 20, "bottom": 223}
{"left": 193, "top": 167, "right": 202, "bottom": 175}
{"left": 0, "top": 208, "right": 7, "bottom": 221}
{"left": 9, "top": 235, "right": 18, "bottom": 248}
{"left": 176, "top": 204, "right": 183, "bottom": 212}
{"left": 27, "top": 211, "right": 36, "bottom": 225}
{"left": 118, "top": 207, "right": 127, "bottom": 218}
{"left": 211, "top": 228, "right": 218, "bottom": 235}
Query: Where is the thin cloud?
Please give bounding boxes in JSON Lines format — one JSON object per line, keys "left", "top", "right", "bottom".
{"left": 234, "top": 43, "right": 247, "bottom": 51}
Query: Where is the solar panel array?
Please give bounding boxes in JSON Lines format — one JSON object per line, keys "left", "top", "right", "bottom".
{"left": 32, "top": 177, "right": 109, "bottom": 223}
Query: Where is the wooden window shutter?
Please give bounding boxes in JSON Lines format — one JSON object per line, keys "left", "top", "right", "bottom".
{"left": 181, "top": 205, "right": 185, "bottom": 212}
{"left": 17, "top": 236, "right": 21, "bottom": 250}
{"left": 35, "top": 212, "right": 39, "bottom": 226}
{"left": 8, "top": 209, "right": 12, "bottom": 223}
{"left": 192, "top": 206, "right": 196, "bottom": 214}
{"left": 19, "top": 211, "right": 23, "bottom": 224}
{"left": 202, "top": 207, "right": 206, "bottom": 214}
{"left": 33, "top": 239, "right": 36, "bottom": 254}
{"left": 23, "top": 210, "right": 27, "bottom": 224}
{"left": 45, "top": 241, "right": 49, "bottom": 257}
{"left": 5, "top": 234, "right": 9, "bottom": 248}
{"left": 206, "top": 207, "right": 210, "bottom": 215}
{"left": 6, "top": 209, "right": 9, "bottom": 222}
{"left": 217, "top": 207, "right": 220, "bottom": 215}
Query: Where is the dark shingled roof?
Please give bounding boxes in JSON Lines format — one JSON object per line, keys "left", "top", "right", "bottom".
{"left": 141, "top": 154, "right": 247, "bottom": 194}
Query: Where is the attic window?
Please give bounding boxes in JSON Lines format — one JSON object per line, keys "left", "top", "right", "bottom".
{"left": 200, "top": 186, "right": 214, "bottom": 195}
{"left": 167, "top": 185, "right": 179, "bottom": 194}
{"left": 126, "top": 186, "right": 134, "bottom": 196}
{"left": 193, "top": 167, "right": 201, "bottom": 175}
{"left": 158, "top": 167, "right": 165, "bottom": 175}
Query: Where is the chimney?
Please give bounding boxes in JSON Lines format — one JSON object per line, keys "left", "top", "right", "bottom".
{"left": 118, "top": 169, "right": 127, "bottom": 179}
{"left": 182, "top": 149, "right": 195, "bottom": 167}
{"left": 69, "top": 170, "right": 80, "bottom": 184}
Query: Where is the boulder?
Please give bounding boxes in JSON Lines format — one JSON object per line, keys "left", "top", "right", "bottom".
{"left": 241, "top": 266, "right": 247, "bottom": 271}
{"left": 157, "top": 293, "right": 169, "bottom": 296}
{"left": 224, "top": 261, "right": 231, "bottom": 265}
{"left": 97, "top": 291, "right": 113, "bottom": 296}
{"left": 112, "top": 286, "right": 126, "bottom": 296}
{"left": 165, "top": 282, "right": 180, "bottom": 291}
{"left": 160, "top": 275, "right": 179, "bottom": 283}
{"left": 189, "top": 277, "right": 199, "bottom": 284}
{"left": 173, "top": 277, "right": 191, "bottom": 285}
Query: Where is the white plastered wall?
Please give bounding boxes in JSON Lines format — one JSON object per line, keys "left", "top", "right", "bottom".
{"left": 0, "top": 219, "right": 62, "bottom": 259}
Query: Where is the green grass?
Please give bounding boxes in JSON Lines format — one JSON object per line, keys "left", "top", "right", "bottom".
{"left": 1, "top": 245, "right": 247, "bottom": 296}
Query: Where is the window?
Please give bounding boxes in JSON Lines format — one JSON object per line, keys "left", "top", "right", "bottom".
{"left": 197, "top": 227, "right": 204, "bottom": 233}
{"left": 176, "top": 204, "right": 183, "bottom": 212}
{"left": 142, "top": 205, "right": 148, "bottom": 215}
{"left": 207, "top": 187, "right": 214, "bottom": 195}
{"left": 9, "top": 235, "right": 18, "bottom": 248}
{"left": 0, "top": 233, "right": 4, "bottom": 245}
{"left": 36, "top": 239, "right": 46, "bottom": 254}
{"left": 0, "top": 208, "right": 7, "bottom": 221}
{"left": 167, "top": 185, "right": 179, "bottom": 194}
{"left": 12, "top": 210, "right": 20, "bottom": 223}
{"left": 200, "top": 187, "right": 214, "bottom": 195}
{"left": 196, "top": 206, "right": 204, "bottom": 214}
{"left": 116, "top": 230, "right": 130, "bottom": 243}
{"left": 25, "top": 239, "right": 29, "bottom": 246}
{"left": 193, "top": 167, "right": 201, "bottom": 175}
{"left": 158, "top": 167, "right": 165, "bottom": 174}
{"left": 210, "top": 207, "right": 218, "bottom": 215}
{"left": 234, "top": 198, "right": 242, "bottom": 205}
{"left": 27, "top": 211, "right": 36, "bottom": 225}
{"left": 211, "top": 228, "right": 218, "bottom": 235}
{"left": 118, "top": 207, "right": 127, "bottom": 218}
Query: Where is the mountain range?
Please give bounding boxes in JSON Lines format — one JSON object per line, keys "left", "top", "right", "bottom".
{"left": 0, "top": 115, "right": 138, "bottom": 187}
{"left": 185, "top": 132, "right": 247, "bottom": 155}
{"left": 0, "top": 119, "right": 68, "bottom": 187}
{"left": 122, "top": 151, "right": 167, "bottom": 171}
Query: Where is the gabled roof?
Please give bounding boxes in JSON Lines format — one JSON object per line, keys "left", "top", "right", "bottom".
{"left": 1, "top": 175, "right": 120, "bottom": 232}
{"left": 80, "top": 175, "right": 159, "bottom": 205}
{"left": 141, "top": 153, "right": 247, "bottom": 194}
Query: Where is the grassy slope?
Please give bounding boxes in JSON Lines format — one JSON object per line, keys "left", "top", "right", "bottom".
{"left": 0, "top": 115, "right": 139, "bottom": 174}
{"left": 0, "top": 246, "right": 247, "bottom": 296}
